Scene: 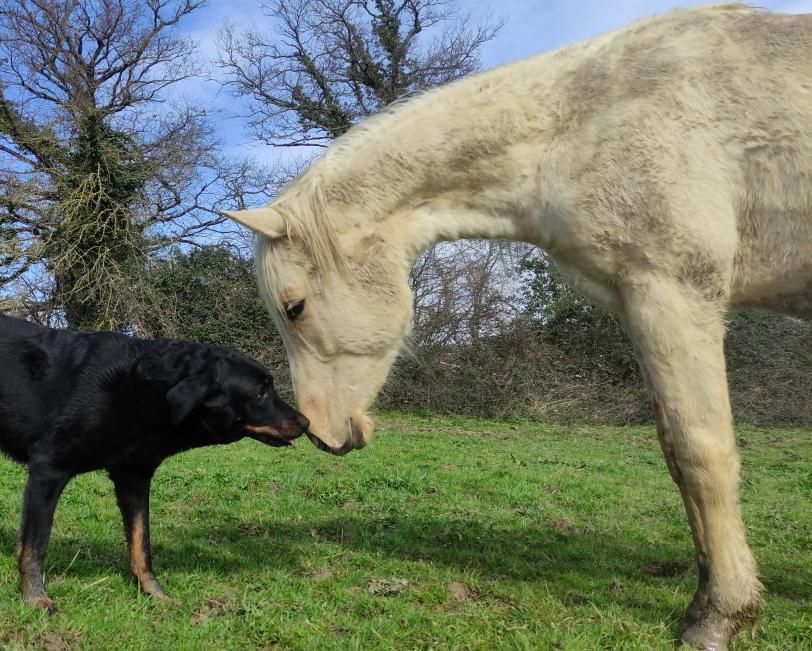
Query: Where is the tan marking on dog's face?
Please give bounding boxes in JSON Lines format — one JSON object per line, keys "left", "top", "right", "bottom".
{"left": 243, "top": 424, "right": 281, "bottom": 436}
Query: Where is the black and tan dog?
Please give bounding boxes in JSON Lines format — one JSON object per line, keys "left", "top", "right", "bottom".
{"left": 0, "top": 314, "right": 308, "bottom": 612}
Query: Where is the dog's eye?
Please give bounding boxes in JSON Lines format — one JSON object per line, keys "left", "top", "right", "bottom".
{"left": 284, "top": 299, "right": 305, "bottom": 321}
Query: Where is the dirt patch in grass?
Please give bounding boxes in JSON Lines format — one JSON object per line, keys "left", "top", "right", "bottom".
{"left": 310, "top": 567, "right": 335, "bottom": 582}
{"left": 238, "top": 522, "right": 269, "bottom": 537}
{"left": 35, "top": 632, "right": 83, "bottom": 651}
{"left": 547, "top": 516, "right": 578, "bottom": 532}
{"left": 367, "top": 578, "right": 409, "bottom": 596}
{"left": 644, "top": 561, "right": 692, "bottom": 578}
{"left": 446, "top": 581, "right": 471, "bottom": 602}
{"left": 190, "top": 594, "right": 236, "bottom": 625}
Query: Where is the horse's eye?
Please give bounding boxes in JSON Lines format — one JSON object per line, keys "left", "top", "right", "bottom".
{"left": 285, "top": 299, "right": 305, "bottom": 321}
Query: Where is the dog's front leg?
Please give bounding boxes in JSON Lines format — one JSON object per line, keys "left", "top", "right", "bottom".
{"left": 109, "top": 465, "right": 167, "bottom": 599}
{"left": 17, "top": 467, "right": 71, "bottom": 613}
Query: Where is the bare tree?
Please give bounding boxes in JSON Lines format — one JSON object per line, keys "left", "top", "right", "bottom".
{"left": 218, "top": 0, "right": 519, "bottom": 344}
{"left": 409, "top": 241, "right": 530, "bottom": 346}
{"left": 217, "top": 0, "right": 502, "bottom": 147}
{"left": 0, "top": 0, "right": 275, "bottom": 329}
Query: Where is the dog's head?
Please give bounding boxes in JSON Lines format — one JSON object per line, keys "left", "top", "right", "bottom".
{"left": 135, "top": 342, "right": 308, "bottom": 447}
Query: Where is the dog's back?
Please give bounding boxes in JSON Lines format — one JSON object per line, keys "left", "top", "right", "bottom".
{"left": 0, "top": 315, "right": 130, "bottom": 463}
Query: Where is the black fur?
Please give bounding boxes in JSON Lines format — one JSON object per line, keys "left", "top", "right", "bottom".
{"left": 0, "top": 314, "right": 308, "bottom": 611}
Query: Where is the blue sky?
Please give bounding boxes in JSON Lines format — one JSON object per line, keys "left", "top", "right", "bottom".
{"left": 180, "top": 0, "right": 812, "bottom": 166}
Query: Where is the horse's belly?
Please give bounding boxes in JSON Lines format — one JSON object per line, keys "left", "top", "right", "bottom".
{"left": 731, "top": 272, "right": 812, "bottom": 319}
{"left": 731, "top": 201, "right": 812, "bottom": 317}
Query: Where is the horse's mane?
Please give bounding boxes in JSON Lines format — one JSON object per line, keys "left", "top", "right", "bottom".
{"left": 325, "top": 89, "right": 429, "bottom": 163}
{"left": 271, "top": 169, "right": 347, "bottom": 277}
{"left": 266, "top": 88, "right": 434, "bottom": 278}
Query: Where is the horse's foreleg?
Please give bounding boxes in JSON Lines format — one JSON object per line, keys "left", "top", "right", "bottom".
{"left": 622, "top": 277, "right": 762, "bottom": 651}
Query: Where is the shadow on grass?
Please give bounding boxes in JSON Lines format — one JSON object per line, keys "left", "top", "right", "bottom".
{"left": 0, "top": 510, "right": 808, "bottom": 605}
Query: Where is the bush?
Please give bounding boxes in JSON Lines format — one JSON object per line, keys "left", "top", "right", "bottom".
{"left": 137, "top": 246, "right": 811, "bottom": 426}
{"left": 143, "top": 246, "right": 294, "bottom": 401}
{"left": 379, "top": 312, "right": 811, "bottom": 426}
{"left": 725, "top": 311, "right": 812, "bottom": 424}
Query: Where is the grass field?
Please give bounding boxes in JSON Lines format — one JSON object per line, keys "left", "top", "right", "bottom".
{"left": 0, "top": 413, "right": 808, "bottom": 650}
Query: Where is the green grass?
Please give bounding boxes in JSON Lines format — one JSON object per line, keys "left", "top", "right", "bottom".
{"left": 0, "top": 414, "right": 809, "bottom": 650}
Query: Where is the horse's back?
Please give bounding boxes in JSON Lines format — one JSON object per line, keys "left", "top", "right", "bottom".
{"left": 682, "top": 9, "right": 812, "bottom": 315}
{"left": 536, "top": 6, "right": 812, "bottom": 315}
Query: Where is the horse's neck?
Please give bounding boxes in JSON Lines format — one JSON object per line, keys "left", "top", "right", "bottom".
{"left": 320, "top": 84, "right": 539, "bottom": 258}
{"left": 393, "top": 198, "right": 527, "bottom": 258}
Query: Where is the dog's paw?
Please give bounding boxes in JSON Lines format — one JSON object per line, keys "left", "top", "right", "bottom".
{"left": 25, "top": 594, "right": 57, "bottom": 615}
{"left": 138, "top": 573, "right": 178, "bottom": 604}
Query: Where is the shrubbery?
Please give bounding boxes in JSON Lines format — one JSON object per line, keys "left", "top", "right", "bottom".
{"left": 148, "top": 246, "right": 811, "bottom": 426}
{"left": 380, "top": 315, "right": 811, "bottom": 425}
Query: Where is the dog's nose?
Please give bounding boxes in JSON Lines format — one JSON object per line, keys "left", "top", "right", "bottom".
{"left": 295, "top": 413, "right": 310, "bottom": 432}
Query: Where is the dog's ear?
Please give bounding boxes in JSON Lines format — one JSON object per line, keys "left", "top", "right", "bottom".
{"left": 165, "top": 376, "right": 212, "bottom": 426}
{"left": 136, "top": 346, "right": 215, "bottom": 426}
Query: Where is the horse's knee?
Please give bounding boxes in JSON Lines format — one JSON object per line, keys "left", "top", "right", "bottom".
{"left": 671, "top": 433, "right": 741, "bottom": 496}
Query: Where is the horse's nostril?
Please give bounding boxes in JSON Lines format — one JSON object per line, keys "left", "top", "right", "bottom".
{"left": 295, "top": 413, "right": 310, "bottom": 431}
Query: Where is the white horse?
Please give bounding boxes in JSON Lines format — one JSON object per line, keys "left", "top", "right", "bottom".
{"left": 224, "top": 5, "right": 811, "bottom": 649}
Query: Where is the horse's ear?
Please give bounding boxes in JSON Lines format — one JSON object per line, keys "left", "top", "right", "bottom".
{"left": 221, "top": 207, "right": 286, "bottom": 239}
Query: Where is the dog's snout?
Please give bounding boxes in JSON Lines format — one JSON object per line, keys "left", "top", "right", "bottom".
{"left": 295, "top": 412, "right": 310, "bottom": 432}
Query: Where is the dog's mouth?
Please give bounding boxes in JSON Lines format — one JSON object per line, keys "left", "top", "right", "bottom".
{"left": 243, "top": 424, "right": 298, "bottom": 447}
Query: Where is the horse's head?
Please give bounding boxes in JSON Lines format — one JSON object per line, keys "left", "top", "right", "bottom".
{"left": 223, "top": 201, "right": 414, "bottom": 455}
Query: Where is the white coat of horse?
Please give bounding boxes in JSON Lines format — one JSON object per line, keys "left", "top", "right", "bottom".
{"left": 224, "top": 5, "right": 811, "bottom": 649}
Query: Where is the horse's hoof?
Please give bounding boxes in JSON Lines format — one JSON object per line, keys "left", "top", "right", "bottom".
{"left": 679, "top": 602, "right": 758, "bottom": 651}
{"left": 680, "top": 619, "right": 730, "bottom": 650}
